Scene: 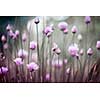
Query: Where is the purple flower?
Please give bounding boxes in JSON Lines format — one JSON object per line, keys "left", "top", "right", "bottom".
{"left": 85, "top": 16, "right": 91, "bottom": 24}
{"left": 27, "top": 62, "right": 39, "bottom": 72}
{"left": 54, "top": 59, "right": 63, "bottom": 68}
{"left": 68, "top": 43, "right": 79, "bottom": 57}
{"left": 52, "top": 43, "right": 58, "bottom": 51}
{"left": 66, "top": 67, "right": 70, "bottom": 74}
{"left": 79, "top": 49, "right": 84, "bottom": 56}
{"left": 22, "top": 33, "right": 27, "bottom": 42}
{"left": 87, "top": 48, "right": 93, "bottom": 56}
{"left": 45, "top": 73, "right": 50, "bottom": 80}
{"left": 30, "top": 41, "right": 37, "bottom": 50}
{"left": 43, "top": 26, "right": 53, "bottom": 37}
{"left": 71, "top": 25, "right": 78, "bottom": 34}
{"left": 18, "top": 49, "right": 28, "bottom": 59}
{"left": 6, "top": 24, "right": 12, "bottom": 31}
{"left": 14, "top": 58, "right": 23, "bottom": 66}
{"left": 0, "top": 67, "right": 8, "bottom": 74}
{"left": 15, "top": 30, "right": 20, "bottom": 37}
{"left": 96, "top": 41, "right": 100, "bottom": 50}
{"left": 1, "top": 35, "right": 6, "bottom": 43}
{"left": 34, "top": 17, "right": 40, "bottom": 24}
{"left": 58, "top": 22, "right": 68, "bottom": 31}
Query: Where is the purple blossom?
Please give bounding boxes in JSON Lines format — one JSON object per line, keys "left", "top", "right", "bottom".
{"left": 27, "top": 62, "right": 39, "bottom": 72}
{"left": 34, "top": 17, "right": 40, "bottom": 24}
{"left": 14, "top": 58, "right": 23, "bottom": 66}
{"left": 54, "top": 59, "right": 63, "bottom": 68}
{"left": 43, "top": 26, "right": 53, "bottom": 37}
{"left": 30, "top": 41, "right": 37, "bottom": 50}
{"left": 68, "top": 44, "right": 79, "bottom": 57}
{"left": 96, "top": 41, "right": 100, "bottom": 50}
{"left": 87, "top": 48, "right": 93, "bottom": 56}
{"left": 85, "top": 16, "right": 91, "bottom": 24}
{"left": 0, "top": 67, "right": 8, "bottom": 74}
{"left": 58, "top": 22, "right": 68, "bottom": 31}
{"left": 45, "top": 73, "right": 50, "bottom": 80}
{"left": 71, "top": 25, "right": 78, "bottom": 34}
{"left": 18, "top": 49, "right": 28, "bottom": 59}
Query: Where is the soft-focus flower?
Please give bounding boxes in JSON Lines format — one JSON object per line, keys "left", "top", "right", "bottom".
{"left": 0, "top": 67, "right": 8, "bottom": 74}
{"left": 63, "top": 28, "right": 68, "bottom": 34}
{"left": 1, "top": 35, "right": 6, "bottom": 43}
{"left": 96, "top": 41, "right": 100, "bottom": 50}
{"left": 27, "top": 62, "right": 39, "bottom": 72}
{"left": 14, "top": 58, "right": 23, "bottom": 66}
{"left": 18, "top": 49, "right": 28, "bottom": 59}
{"left": 87, "top": 48, "right": 93, "bottom": 56}
{"left": 68, "top": 43, "right": 79, "bottom": 57}
{"left": 77, "top": 34, "right": 83, "bottom": 41}
{"left": 8, "top": 30, "right": 15, "bottom": 38}
{"left": 54, "top": 48, "right": 61, "bottom": 55}
{"left": 66, "top": 67, "right": 70, "bottom": 74}
{"left": 3, "top": 43, "right": 8, "bottom": 49}
{"left": 15, "top": 30, "right": 20, "bottom": 37}
{"left": 45, "top": 73, "right": 50, "bottom": 81}
{"left": 6, "top": 24, "right": 12, "bottom": 31}
{"left": 54, "top": 59, "right": 63, "bottom": 68}
{"left": 22, "top": 33, "right": 27, "bottom": 42}
{"left": 71, "top": 26, "right": 78, "bottom": 34}
{"left": 34, "top": 17, "right": 40, "bottom": 24}
{"left": 58, "top": 22, "right": 68, "bottom": 31}
{"left": 30, "top": 41, "right": 37, "bottom": 50}
{"left": 79, "top": 49, "right": 84, "bottom": 56}
{"left": 64, "top": 59, "right": 68, "bottom": 64}
{"left": 43, "top": 26, "right": 53, "bottom": 37}
{"left": 52, "top": 43, "right": 58, "bottom": 51}
{"left": 85, "top": 16, "right": 91, "bottom": 24}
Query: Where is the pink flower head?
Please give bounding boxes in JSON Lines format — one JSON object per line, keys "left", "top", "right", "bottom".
{"left": 96, "top": 41, "right": 100, "bottom": 50}
{"left": 22, "top": 33, "right": 27, "bottom": 42}
{"left": 63, "top": 28, "right": 68, "bottom": 34}
{"left": 58, "top": 22, "right": 68, "bottom": 31}
{"left": 15, "top": 30, "right": 20, "bottom": 37}
{"left": 45, "top": 73, "right": 50, "bottom": 80}
{"left": 34, "top": 17, "right": 40, "bottom": 24}
{"left": 71, "top": 25, "right": 78, "bottom": 34}
{"left": 0, "top": 67, "right": 8, "bottom": 74}
{"left": 54, "top": 48, "right": 61, "bottom": 55}
{"left": 85, "top": 16, "right": 91, "bottom": 24}
{"left": 43, "top": 26, "right": 53, "bottom": 37}
{"left": 87, "top": 48, "right": 93, "bottom": 56}
{"left": 8, "top": 30, "right": 15, "bottom": 38}
{"left": 14, "top": 58, "right": 23, "bottom": 66}
{"left": 68, "top": 43, "right": 79, "bottom": 57}
{"left": 52, "top": 43, "right": 58, "bottom": 52}
{"left": 18, "top": 49, "right": 28, "bottom": 59}
{"left": 30, "top": 41, "right": 37, "bottom": 50}
{"left": 79, "top": 49, "right": 84, "bottom": 56}
{"left": 64, "top": 59, "right": 68, "bottom": 64}
{"left": 27, "top": 62, "right": 39, "bottom": 72}
{"left": 66, "top": 67, "right": 70, "bottom": 74}
{"left": 54, "top": 59, "right": 63, "bottom": 68}
{"left": 1, "top": 35, "right": 6, "bottom": 43}
{"left": 6, "top": 24, "right": 12, "bottom": 31}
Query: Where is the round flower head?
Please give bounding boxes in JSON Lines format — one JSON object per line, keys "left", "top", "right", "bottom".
{"left": 14, "top": 58, "right": 23, "bottom": 66}
{"left": 34, "top": 17, "right": 40, "bottom": 24}
{"left": 15, "top": 30, "right": 20, "bottom": 37}
{"left": 77, "top": 34, "right": 83, "bottom": 41}
{"left": 71, "top": 25, "right": 78, "bottom": 34}
{"left": 8, "top": 30, "right": 15, "bottom": 38}
{"left": 45, "top": 73, "right": 50, "bottom": 81}
{"left": 58, "top": 22, "right": 68, "bottom": 31}
{"left": 43, "top": 26, "right": 53, "bottom": 37}
{"left": 66, "top": 67, "right": 70, "bottom": 74}
{"left": 52, "top": 43, "right": 58, "bottom": 52}
{"left": 63, "top": 28, "right": 68, "bottom": 34}
{"left": 6, "top": 24, "right": 12, "bottom": 31}
{"left": 54, "top": 48, "right": 61, "bottom": 55}
{"left": 87, "top": 48, "right": 93, "bottom": 56}
{"left": 22, "top": 33, "right": 27, "bottom": 42}
{"left": 96, "top": 41, "right": 100, "bottom": 50}
{"left": 1, "top": 67, "right": 8, "bottom": 74}
{"left": 30, "top": 41, "right": 37, "bottom": 50}
{"left": 18, "top": 49, "right": 28, "bottom": 59}
{"left": 79, "top": 49, "right": 84, "bottom": 56}
{"left": 1, "top": 35, "right": 6, "bottom": 43}
{"left": 68, "top": 43, "right": 79, "bottom": 57}
{"left": 27, "top": 62, "right": 39, "bottom": 72}
{"left": 54, "top": 59, "right": 63, "bottom": 68}
{"left": 85, "top": 16, "right": 91, "bottom": 24}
